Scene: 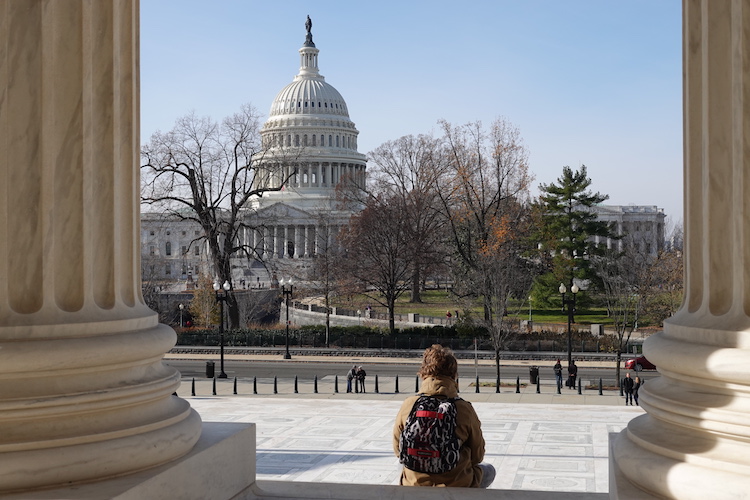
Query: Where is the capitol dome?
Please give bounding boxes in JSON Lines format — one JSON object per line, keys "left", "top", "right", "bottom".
{"left": 243, "top": 17, "right": 367, "bottom": 270}
{"left": 256, "top": 18, "right": 366, "bottom": 203}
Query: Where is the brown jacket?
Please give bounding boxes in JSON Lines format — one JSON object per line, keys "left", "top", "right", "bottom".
{"left": 392, "top": 376, "right": 486, "bottom": 487}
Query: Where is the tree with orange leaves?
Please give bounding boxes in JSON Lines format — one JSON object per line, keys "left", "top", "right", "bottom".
{"left": 435, "top": 118, "right": 536, "bottom": 388}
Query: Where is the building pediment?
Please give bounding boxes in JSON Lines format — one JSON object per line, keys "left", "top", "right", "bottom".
{"left": 249, "top": 203, "right": 314, "bottom": 222}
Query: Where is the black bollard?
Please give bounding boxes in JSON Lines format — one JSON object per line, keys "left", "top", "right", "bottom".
{"left": 191, "top": 378, "right": 195, "bottom": 397}
{"left": 415, "top": 376, "right": 419, "bottom": 393}
{"left": 253, "top": 376, "right": 257, "bottom": 395}
{"left": 375, "top": 374, "right": 379, "bottom": 394}
{"left": 578, "top": 378, "right": 582, "bottom": 395}
{"left": 294, "top": 376, "right": 298, "bottom": 394}
{"left": 536, "top": 377, "right": 540, "bottom": 394}
{"left": 335, "top": 375, "right": 339, "bottom": 393}
{"left": 233, "top": 377, "right": 238, "bottom": 395}
{"left": 314, "top": 375, "right": 318, "bottom": 394}
{"left": 599, "top": 378, "right": 603, "bottom": 395}
{"left": 516, "top": 376, "right": 520, "bottom": 393}
{"left": 274, "top": 376, "right": 278, "bottom": 394}
{"left": 395, "top": 375, "right": 400, "bottom": 394}
{"left": 475, "top": 375, "right": 480, "bottom": 393}
{"left": 212, "top": 376, "right": 217, "bottom": 396}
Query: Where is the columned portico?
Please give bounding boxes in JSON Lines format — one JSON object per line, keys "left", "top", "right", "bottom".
{"left": 612, "top": 1, "right": 750, "bottom": 497}
{"left": 0, "top": 0, "right": 201, "bottom": 492}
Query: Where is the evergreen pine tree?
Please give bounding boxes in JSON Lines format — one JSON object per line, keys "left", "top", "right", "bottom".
{"left": 531, "top": 165, "right": 617, "bottom": 305}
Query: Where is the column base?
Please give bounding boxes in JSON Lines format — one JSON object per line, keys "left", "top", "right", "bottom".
{"left": 0, "top": 422, "right": 255, "bottom": 500}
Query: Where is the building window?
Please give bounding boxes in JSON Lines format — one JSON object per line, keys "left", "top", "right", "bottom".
{"left": 328, "top": 135, "right": 332, "bottom": 147}
{"left": 195, "top": 230, "right": 200, "bottom": 236}
{"left": 166, "top": 231, "right": 171, "bottom": 236}
{"left": 165, "top": 264, "right": 171, "bottom": 275}
{"left": 194, "top": 246, "right": 200, "bottom": 256}
{"left": 181, "top": 231, "right": 186, "bottom": 236}
{"left": 312, "top": 135, "right": 316, "bottom": 146}
{"left": 181, "top": 246, "right": 187, "bottom": 256}
{"left": 149, "top": 245, "right": 155, "bottom": 255}
{"left": 149, "top": 230, "right": 155, "bottom": 236}
{"left": 165, "top": 242, "right": 172, "bottom": 256}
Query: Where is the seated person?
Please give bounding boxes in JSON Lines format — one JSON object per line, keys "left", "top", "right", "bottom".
{"left": 392, "top": 344, "right": 495, "bottom": 488}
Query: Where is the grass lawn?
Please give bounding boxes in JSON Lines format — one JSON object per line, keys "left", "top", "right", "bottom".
{"left": 332, "top": 289, "right": 614, "bottom": 326}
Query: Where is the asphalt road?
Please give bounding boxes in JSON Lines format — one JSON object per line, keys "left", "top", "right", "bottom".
{"left": 164, "top": 359, "right": 659, "bottom": 384}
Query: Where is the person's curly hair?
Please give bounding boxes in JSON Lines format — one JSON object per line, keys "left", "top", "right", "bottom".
{"left": 417, "top": 344, "right": 458, "bottom": 379}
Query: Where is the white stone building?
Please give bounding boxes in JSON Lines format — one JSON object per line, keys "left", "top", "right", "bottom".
{"left": 140, "top": 20, "right": 366, "bottom": 287}
{"left": 140, "top": 213, "right": 210, "bottom": 283}
{"left": 591, "top": 204, "right": 666, "bottom": 257}
{"left": 243, "top": 19, "right": 366, "bottom": 272}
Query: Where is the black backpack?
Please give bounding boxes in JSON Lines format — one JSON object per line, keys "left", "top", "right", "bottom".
{"left": 398, "top": 395, "right": 461, "bottom": 474}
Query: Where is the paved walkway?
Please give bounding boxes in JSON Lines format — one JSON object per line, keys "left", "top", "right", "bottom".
{"left": 179, "top": 370, "right": 643, "bottom": 495}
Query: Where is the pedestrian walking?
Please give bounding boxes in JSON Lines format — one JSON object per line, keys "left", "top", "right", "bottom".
{"left": 346, "top": 365, "right": 356, "bottom": 393}
{"left": 633, "top": 376, "right": 642, "bottom": 406}
{"left": 567, "top": 359, "right": 578, "bottom": 389}
{"left": 553, "top": 359, "right": 563, "bottom": 391}
{"left": 357, "top": 366, "right": 367, "bottom": 393}
{"left": 623, "top": 372, "right": 635, "bottom": 405}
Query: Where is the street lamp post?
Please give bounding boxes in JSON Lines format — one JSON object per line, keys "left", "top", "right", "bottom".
{"left": 280, "top": 278, "right": 293, "bottom": 360}
{"left": 559, "top": 282, "right": 579, "bottom": 366}
{"left": 213, "top": 280, "right": 231, "bottom": 378}
{"left": 179, "top": 303, "right": 184, "bottom": 328}
{"left": 528, "top": 296, "right": 532, "bottom": 323}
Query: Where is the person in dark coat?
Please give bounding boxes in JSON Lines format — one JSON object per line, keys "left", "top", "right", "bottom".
{"left": 567, "top": 360, "right": 578, "bottom": 389}
{"left": 346, "top": 365, "right": 356, "bottom": 393}
{"left": 633, "top": 376, "right": 642, "bottom": 406}
{"left": 623, "top": 372, "right": 635, "bottom": 405}
{"left": 357, "top": 366, "right": 367, "bottom": 393}
{"left": 553, "top": 359, "right": 563, "bottom": 390}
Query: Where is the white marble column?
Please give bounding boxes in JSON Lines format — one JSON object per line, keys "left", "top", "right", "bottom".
{"left": 264, "top": 226, "right": 271, "bottom": 258}
{"left": 0, "top": 1, "right": 201, "bottom": 492}
{"left": 284, "top": 225, "right": 290, "bottom": 258}
{"left": 274, "top": 226, "right": 284, "bottom": 259}
{"left": 612, "top": 1, "right": 750, "bottom": 498}
{"left": 295, "top": 225, "right": 303, "bottom": 258}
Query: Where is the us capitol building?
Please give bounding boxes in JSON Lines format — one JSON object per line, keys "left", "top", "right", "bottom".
{"left": 140, "top": 20, "right": 667, "bottom": 291}
{"left": 141, "top": 18, "right": 367, "bottom": 288}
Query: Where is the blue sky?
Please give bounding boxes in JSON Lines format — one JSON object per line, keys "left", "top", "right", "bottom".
{"left": 141, "top": 1, "right": 683, "bottom": 225}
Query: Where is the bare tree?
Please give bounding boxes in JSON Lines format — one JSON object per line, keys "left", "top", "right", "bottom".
{"left": 642, "top": 247, "right": 683, "bottom": 326}
{"left": 368, "top": 134, "right": 448, "bottom": 302}
{"left": 308, "top": 211, "right": 345, "bottom": 346}
{"left": 337, "top": 194, "right": 412, "bottom": 335}
{"left": 592, "top": 244, "right": 645, "bottom": 386}
{"left": 141, "top": 104, "right": 297, "bottom": 328}
{"left": 434, "top": 118, "right": 534, "bottom": 385}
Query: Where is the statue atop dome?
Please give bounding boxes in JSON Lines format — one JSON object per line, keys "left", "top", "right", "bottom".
{"left": 304, "top": 15, "right": 315, "bottom": 47}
